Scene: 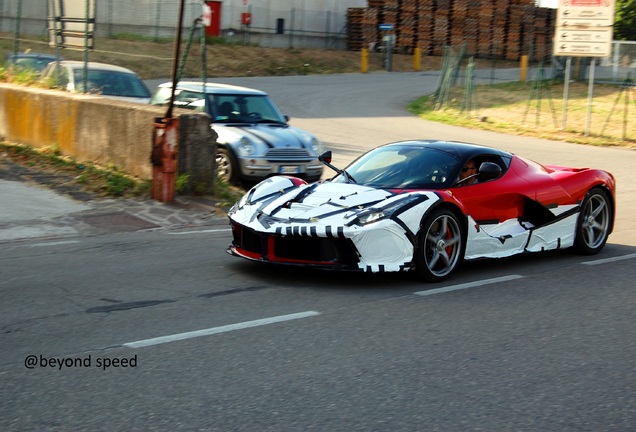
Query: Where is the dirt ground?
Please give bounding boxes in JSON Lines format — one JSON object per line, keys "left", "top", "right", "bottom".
{"left": 2, "top": 32, "right": 518, "bottom": 80}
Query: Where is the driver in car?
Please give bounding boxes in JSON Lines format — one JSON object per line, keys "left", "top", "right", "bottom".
{"left": 459, "top": 159, "right": 478, "bottom": 185}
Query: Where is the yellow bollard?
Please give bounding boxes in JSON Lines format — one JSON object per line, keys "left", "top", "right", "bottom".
{"left": 520, "top": 55, "right": 528, "bottom": 82}
{"left": 361, "top": 48, "right": 368, "bottom": 73}
{"left": 413, "top": 47, "right": 421, "bottom": 72}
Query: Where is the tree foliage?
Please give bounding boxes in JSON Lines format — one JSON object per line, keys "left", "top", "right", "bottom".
{"left": 614, "top": 0, "right": 636, "bottom": 40}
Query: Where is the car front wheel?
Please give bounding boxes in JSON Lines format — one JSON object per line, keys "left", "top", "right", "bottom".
{"left": 414, "top": 208, "right": 463, "bottom": 282}
{"left": 216, "top": 148, "right": 237, "bottom": 184}
{"left": 574, "top": 187, "right": 612, "bottom": 255}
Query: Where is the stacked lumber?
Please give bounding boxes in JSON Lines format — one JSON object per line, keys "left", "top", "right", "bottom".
{"left": 347, "top": 8, "right": 367, "bottom": 51}
{"left": 398, "top": 0, "right": 419, "bottom": 53}
{"left": 432, "top": 0, "right": 451, "bottom": 56}
{"left": 417, "top": 0, "right": 435, "bottom": 55}
{"left": 534, "top": 6, "right": 555, "bottom": 62}
{"left": 347, "top": 0, "right": 556, "bottom": 60}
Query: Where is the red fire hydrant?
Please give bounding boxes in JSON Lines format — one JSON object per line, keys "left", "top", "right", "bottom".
{"left": 151, "top": 117, "right": 179, "bottom": 202}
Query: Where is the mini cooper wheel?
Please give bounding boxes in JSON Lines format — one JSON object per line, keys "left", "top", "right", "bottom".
{"left": 415, "top": 208, "right": 464, "bottom": 282}
{"left": 574, "top": 187, "right": 612, "bottom": 255}
{"left": 216, "top": 148, "right": 237, "bottom": 184}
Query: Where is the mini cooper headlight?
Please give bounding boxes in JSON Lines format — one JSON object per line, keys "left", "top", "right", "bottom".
{"left": 238, "top": 137, "right": 255, "bottom": 156}
{"left": 311, "top": 137, "right": 323, "bottom": 154}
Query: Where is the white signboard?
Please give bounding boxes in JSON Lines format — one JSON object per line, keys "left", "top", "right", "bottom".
{"left": 556, "top": 0, "right": 615, "bottom": 27}
{"left": 48, "top": 0, "right": 96, "bottom": 50}
{"left": 554, "top": 28, "right": 613, "bottom": 56}
{"left": 553, "top": 0, "right": 615, "bottom": 57}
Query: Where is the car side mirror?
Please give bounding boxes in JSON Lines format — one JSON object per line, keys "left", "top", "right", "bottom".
{"left": 478, "top": 162, "right": 502, "bottom": 181}
{"left": 318, "top": 151, "right": 332, "bottom": 164}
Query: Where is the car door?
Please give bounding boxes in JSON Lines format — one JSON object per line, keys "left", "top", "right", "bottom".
{"left": 450, "top": 154, "right": 535, "bottom": 224}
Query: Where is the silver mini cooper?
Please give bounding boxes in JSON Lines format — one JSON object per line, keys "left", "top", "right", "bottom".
{"left": 150, "top": 81, "right": 324, "bottom": 184}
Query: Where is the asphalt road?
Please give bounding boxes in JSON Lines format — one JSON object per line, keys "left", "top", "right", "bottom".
{"left": 2, "top": 70, "right": 636, "bottom": 431}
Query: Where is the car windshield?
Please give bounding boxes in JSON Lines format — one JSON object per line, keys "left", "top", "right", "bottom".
{"left": 8, "top": 56, "right": 56, "bottom": 73}
{"left": 208, "top": 94, "right": 286, "bottom": 124}
{"left": 72, "top": 69, "right": 151, "bottom": 98}
{"left": 332, "top": 144, "right": 461, "bottom": 189}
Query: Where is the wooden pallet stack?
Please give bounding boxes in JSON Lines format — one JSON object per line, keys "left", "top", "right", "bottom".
{"left": 398, "top": 0, "right": 419, "bottom": 53}
{"left": 417, "top": 0, "right": 435, "bottom": 55}
{"left": 492, "top": 0, "right": 509, "bottom": 58}
{"left": 505, "top": 4, "right": 522, "bottom": 60}
{"left": 476, "top": 0, "right": 494, "bottom": 56}
{"left": 363, "top": 7, "right": 381, "bottom": 49}
{"left": 432, "top": 0, "right": 451, "bottom": 56}
{"left": 450, "top": 0, "right": 466, "bottom": 48}
{"left": 347, "top": 8, "right": 367, "bottom": 51}
{"left": 534, "top": 7, "right": 556, "bottom": 62}
{"left": 347, "top": 0, "right": 555, "bottom": 60}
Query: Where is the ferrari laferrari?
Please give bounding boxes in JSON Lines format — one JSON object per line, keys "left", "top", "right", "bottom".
{"left": 227, "top": 140, "right": 616, "bottom": 282}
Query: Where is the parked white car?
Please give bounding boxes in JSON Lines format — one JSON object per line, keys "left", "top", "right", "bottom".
{"left": 41, "top": 61, "right": 151, "bottom": 103}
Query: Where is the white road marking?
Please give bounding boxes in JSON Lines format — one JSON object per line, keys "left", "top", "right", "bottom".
{"left": 167, "top": 228, "right": 230, "bottom": 235}
{"left": 581, "top": 253, "right": 636, "bottom": 266}
{"left": 27, "top": 240, "right": 81, "bottom": 247}
{"left": 413, "top": 275, "right": 525, "bottom": 296}
{"left": 123, "top": 311, "right": 321, "bottom": 348}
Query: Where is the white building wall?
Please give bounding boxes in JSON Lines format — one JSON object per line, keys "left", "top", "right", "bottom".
{"left": 0, "top": 0, "right": 367, "bottom": 49}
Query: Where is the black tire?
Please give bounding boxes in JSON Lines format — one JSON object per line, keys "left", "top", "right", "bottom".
{"left": 414, "top": 207, "right": 464, "bottom": 282}
{"left": 216, "top": 147, "right": 238, "bottom": 184}
{"left": 574, "top": 187, "right": 612, "bottom": 255}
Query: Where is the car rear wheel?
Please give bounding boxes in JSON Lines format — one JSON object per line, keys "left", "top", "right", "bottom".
{"left": 415, "top": 208, "right": 463, "bottom": 282}
{"left": 574, "top": 187, "right": 612, "bottom": 255}
{"left": 216, "top": 148, "right": 237, "bottom": 184}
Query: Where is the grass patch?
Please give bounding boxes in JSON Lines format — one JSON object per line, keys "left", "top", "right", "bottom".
{"left": 1, "top": 142, "right": 151, "bottom": 198}
{"left": 1, "top": 142, "right": 245, "bottom": 205}
{"left": 408, "top": 79, "right": 636, "bottom": 147}
{"left": 214, "top": 177, "right": 246, "bottom": 208}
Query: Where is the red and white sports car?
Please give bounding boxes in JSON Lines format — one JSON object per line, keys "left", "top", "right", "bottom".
{"left": 227, "top": 140, "right": 616, "bottom": 282}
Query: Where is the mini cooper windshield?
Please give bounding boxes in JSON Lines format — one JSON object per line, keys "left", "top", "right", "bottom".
{"left": 208, "top": 94, "right": 286, "bottom": 124}
{"left": 332, "top": 144, "right": 461, "bottom": 189}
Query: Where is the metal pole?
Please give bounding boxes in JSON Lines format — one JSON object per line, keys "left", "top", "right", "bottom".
{"left": 385, "top": 34, "right": 392, "bottom": 72}
{"left": 289, "top": 8, "right": 295, "bottom": 49}
{"left": 166, "top": 0, "right": 186, "bottom": 120}
{"left": 562, "top": 57, "right": 571, "bottom": 131}
{"left": 324, "top": 10, "right": 330, "bottom": 49}
{"left": 612, "top": 41, "right": 619, "bottom": 84}
{"left": 585, "top": 58, "right": 595, "bottom": 136}
{"left": 13, "top": 0, "right": 22, "bottom": 56}
{"left": 623, "top": 72, "right": 634, "bottom": 141}
{"left": 490, "top": 43, "right": 497, "bottom": 85}
{"left": 108, "top": 0, "right": 113, "bottom": 38}
{"left": 83, "top": 0, "right": 89, "bottom": 94}
{"left": 201, "top": 19, "right": 206, "bottom": 88}
{"left": 154, "top": 0, "right": 162, "bottom": 41}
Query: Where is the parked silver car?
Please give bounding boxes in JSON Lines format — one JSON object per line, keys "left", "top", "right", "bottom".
{"left": 41, "top": 61, "right": 151, "bottom": 103}
{"left": 149, "top": 81, "right": 324, "bottom": 184}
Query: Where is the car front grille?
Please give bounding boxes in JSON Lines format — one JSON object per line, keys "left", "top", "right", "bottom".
{"left": 231, "top": 223, "right": 359, "bottom": 266}
{"left": 265, "top": 148, "right": 313, "bottom": 161}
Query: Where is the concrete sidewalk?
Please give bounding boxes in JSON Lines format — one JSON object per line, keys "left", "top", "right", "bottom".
{"left": 0, "top": 178, "right": 227, "bottom": 243}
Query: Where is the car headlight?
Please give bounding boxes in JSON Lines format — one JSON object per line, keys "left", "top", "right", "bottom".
{"left": 347, "top": 195, "right": 425, "bottom": 226}
{"left": 238, "top": 136, "right": 255, "bottom": 156}
{"left": 355, "top": 210, "right": 386, "bottom": 225}
{"left": 311, "top": 137, "right": 323, "bottom": 155}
